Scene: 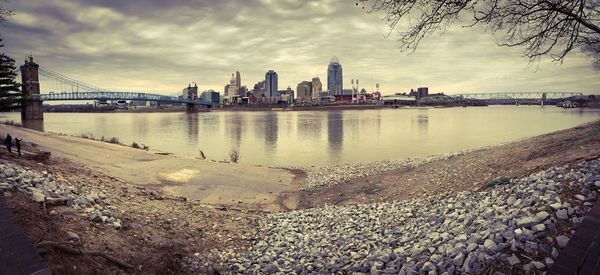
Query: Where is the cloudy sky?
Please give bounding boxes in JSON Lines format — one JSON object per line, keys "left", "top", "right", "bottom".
{"left": 2, "top": 0, "right": 599, "bottom": 96}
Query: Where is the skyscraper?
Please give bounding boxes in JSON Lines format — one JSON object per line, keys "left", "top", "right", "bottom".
{"left": 312, "top": 76, "right": 323, "bottom": 98}
{"left": 235, "top": 71, "right": 241, "bottom": 95}
{"left": 265, "top": 70, "right": 278, "bottom": 98}
{"left": 224, "top": 73, "right": 238, "bottom": 98}
{"left": 327, "top": 56, "right": 343, "bottom": 96}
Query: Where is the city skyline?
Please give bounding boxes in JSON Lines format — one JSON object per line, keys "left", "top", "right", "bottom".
{"left": 3, "top": 0, "right": 600, "bottom": 96}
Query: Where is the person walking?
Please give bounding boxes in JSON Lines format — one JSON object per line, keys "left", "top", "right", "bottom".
{"left": 4, "top": 134, "right": 12, "bottom": 153}
{"left": 15, "top": 138, "right": 22, "bottom": 156}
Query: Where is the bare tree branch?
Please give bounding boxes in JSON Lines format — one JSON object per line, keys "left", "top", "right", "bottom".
{"left": 357, "top": 0, "right": 600, "bottom": 67}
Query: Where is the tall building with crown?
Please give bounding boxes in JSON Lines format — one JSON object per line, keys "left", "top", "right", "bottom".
{"left": 327, "top": 56, "right": 343, "bottom": 96}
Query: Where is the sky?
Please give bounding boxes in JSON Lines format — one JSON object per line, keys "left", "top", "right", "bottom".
{"left": 2, "top": 0, "right": 600, "bottom": 96}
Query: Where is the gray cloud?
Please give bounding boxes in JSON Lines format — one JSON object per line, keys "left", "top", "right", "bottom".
{"left": 1, "top": 0, "right": 599, "bottom": 96}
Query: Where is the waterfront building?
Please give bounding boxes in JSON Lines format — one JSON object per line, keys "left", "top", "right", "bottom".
{"left": 296, "top": 81, "right": 313, "bottom": 100}
{"left": 334, "top": 89, "right": 356, "bottom": 102}
{"left": 327, "top": 56, "right": 343, "bottom": 96}
{"left": 253, "top": 80, "right": 266, "bottom": 97}
{"left": 278, "top": 86, "right": 294, "bottom": 103}
{"left": 382, "top": 94, "right": 417, "bottom": 105}
{"left": 312, "top": 77, "right": 322, "bottom": 99}
{"left": 200, "top": 90, "right": 220, "bottom": 105}
{"left": 265, "top": 70, "right": 278, "bottom": 98}
{"left": 417, "top": 87, "right": 429, "bottom": 100}
{"left": 239, "top": 86, "right": 248, "bottom": 97}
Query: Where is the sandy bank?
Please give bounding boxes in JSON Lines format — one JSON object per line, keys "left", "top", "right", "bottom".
{"left": 0, "top": 124, "right": 298, "bottom": 211}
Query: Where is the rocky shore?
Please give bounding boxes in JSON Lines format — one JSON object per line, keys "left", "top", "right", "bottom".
{"left": 220, "top": 159, "right": 600, "bottom": 274}
{"left": 0, "top": 161, "right": 123, "bottom": 228}
{"left": 289, "top": 150, "right": 479, "bottom": 191}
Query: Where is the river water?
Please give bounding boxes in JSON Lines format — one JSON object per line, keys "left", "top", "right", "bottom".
{"left": 1, "top": 106, "right": 599, "bottom": 166}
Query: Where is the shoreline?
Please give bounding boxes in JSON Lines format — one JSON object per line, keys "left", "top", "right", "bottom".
{"left": 0, "top": 120, "right": 599, "bottom": 273}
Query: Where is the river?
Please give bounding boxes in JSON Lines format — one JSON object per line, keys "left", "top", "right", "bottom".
{"left": 1, "top": 106, "right": 599, "bottom": 167}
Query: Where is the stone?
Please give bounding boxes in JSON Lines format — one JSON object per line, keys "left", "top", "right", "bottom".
{"left": 516, "top": 216, "right": 538, "bottom": 228}
{"left": 422, "top": 261, "right": 436, "bottom": 271}
{"left": 532, "top": 224, "right": 546, "bottom": 232}
{"left": 101, "top": 209, "right": 112, "bottom": 217}
{"left": 552, "top": 248, "right": 559, "bottom": 259}
{"left": 507, "top": 254, "right": 520, "bottom": 266}
{"left": 89, "top": 212, "right": 102, "bottom": 222}
{"left": 67, "top": 231, "right": 80, "bottom": 242}
{"left": 483, "top": 239, "right": 497, "bottom": 251}
{"left": 556, "top": 209, "right": 569, "bottom": 220}
{"left": 531, "top": 261, "right": 545, "bottom": 269}
{"left": 31, "top": 191, "right": 45, "bottom": 203}
{"left": 574, "top": 194, "right": 586, "bottom": 201}
{"left": 536, "top": 211, "right": 550, "bottom": 221}
{"left": 4, "top": 168, "right": 16, "bottom": 177}
{"left": 452, "top": 253, "right": 464, "bottom": 266}
{"left": 466, "top": 243, "right": 478, "bottom": 252}
{"left": 545, "top": 257, "right": 554, "bottom": 266}
{"left": 550, "top": 202, "right": 563, "bottom": 210}
{"left": 556, "top": 235, "right": 570, "bottom": 248}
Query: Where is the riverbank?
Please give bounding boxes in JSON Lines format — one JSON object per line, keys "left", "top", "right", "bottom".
{"left": 0, "top": 120, "right": 599, "bottom": 273}
{"left": 0, "top": 124, "right": 299, "bottom": 212}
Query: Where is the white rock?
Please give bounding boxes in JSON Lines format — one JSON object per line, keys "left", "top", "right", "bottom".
{"left": 532, "top": 261, "right": 545, "bottom": 269}
{"left": 556, "top": 235, "right": 570, "bottom": 248}
{"left": 536, "top": 211, "right": 550, "bottom": 221}
{"left": 532, "top": 224, "right": 546, "bottom": 232}
{"left": 31, "top": 191, "right": 45, "bottom": 203}
{"left": 550, "top": 202, "right": 563, "bottom": 210}
{"left": 483, "top": 239, "right": 497, "bottom": 251}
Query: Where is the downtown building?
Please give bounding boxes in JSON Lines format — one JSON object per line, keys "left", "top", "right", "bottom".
{"left": 265, "top": 70, "right": 278, "bottom": 98}
{"left": 224, "top": 71, "right": 244, "bottom": 103}
{"left": 296, "top": 81, "right": 313, "bottom": 101}
{"left": 327, "top": 56, "right": 343, "bottom": 96}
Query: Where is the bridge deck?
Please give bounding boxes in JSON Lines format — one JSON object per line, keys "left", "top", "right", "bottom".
{"left": 39, "top": 91, "right": 210, "bottom": 105}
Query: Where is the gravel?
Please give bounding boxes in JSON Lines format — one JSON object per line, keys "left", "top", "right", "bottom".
{"left": 288, "top": 150, "right": 472, "bottom": 191}
{"left": 221, "top": 159, "right": 600, "bottom": 274}
{"left": 0, "top": 160, "right": 122, "bottom": 227}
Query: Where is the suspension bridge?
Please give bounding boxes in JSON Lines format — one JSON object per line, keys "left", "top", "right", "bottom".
{"left": 36, "top": 66, "right": 206, "bottom": 105}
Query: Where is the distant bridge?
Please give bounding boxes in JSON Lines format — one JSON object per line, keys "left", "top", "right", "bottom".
{"left": 418, "top": 92, "right": 586, "bottom": 105}
{"left": 452, "top": 92, "right": 583, "bottom": 100}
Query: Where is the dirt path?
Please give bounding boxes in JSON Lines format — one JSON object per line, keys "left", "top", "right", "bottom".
{"left": 303, "top": 120, "right": 600, "bottom": 208}
{"left": 0, "top": 124, "right": 298, "bottom": 211}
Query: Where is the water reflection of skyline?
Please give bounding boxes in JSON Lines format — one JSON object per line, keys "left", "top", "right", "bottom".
{"left": 412, "top": 111, "right": 429, "bottom": 136}
{"left": 4, "top": 106, "right": 598, "bottom": 166}
{"left": 263, "top": 112, "right": 278, "bottom": 155}
{"left": 327, "top": 112, "right": 343, "bottom": 161}
{"left": 227, "top": 113, "right": 243, "bottom": 148}
{"left": 184, "top": 113, "right": 199, "bottom": 144}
